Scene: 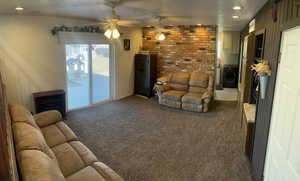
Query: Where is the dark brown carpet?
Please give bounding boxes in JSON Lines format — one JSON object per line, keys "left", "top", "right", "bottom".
{"left": 66, "top": 96, "right": 253, "bottom": 181}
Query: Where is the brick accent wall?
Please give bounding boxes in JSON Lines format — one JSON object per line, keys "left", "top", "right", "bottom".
{"left": 143, "top": 25, "right": 216, "bottom": 77}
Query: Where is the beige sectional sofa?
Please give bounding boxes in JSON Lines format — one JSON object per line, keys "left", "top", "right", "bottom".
{"left": 155, "top": 72, "right": 214, "bottom": 112}
{"left": 9, "top": 104, "right": 124, "bottom": 181}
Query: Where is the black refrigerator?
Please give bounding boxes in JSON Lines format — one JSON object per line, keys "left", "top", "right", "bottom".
{"left": 134, "top": 54, "right": 157, "bottom": 97}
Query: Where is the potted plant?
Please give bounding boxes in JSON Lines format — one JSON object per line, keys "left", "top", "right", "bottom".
{"left": 251, "top": 60, "right": 271, "bottom": 99}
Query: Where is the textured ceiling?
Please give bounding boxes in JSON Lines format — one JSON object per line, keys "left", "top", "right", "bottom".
{"left": 0, "top": 0, "right": 268, "bottom": 30}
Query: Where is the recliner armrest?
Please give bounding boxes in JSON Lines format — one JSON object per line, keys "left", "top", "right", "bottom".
{"left": 202, "top": 90, "right": 213, "bottom": 103}
{"left": 154, "top": 84, "right": 171, "bottom": 95}
{"left": 33, "top": 110, "right": 62, "bottom": 128}
{"left": 157, "top": 75, "right": 171, "bottom": 84}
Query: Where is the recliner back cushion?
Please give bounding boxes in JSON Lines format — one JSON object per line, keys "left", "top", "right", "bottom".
{"left": 169, "top": 72, "right": 190, "bottom": 91}
{"left": 13, "top": 122, "right": 57, "bottom": 161}
{"left": 189, "top": 73, "right": 209, "bottom": 88}
{"left": 9, "top": 104, "right": 40, "bottom": 129}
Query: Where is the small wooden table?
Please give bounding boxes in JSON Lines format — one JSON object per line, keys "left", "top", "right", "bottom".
{"left": 33, "top": 90, "right": 66, "bottom": 118}
{"left": 242, "top": 103, "right": 256, "bottom": 160}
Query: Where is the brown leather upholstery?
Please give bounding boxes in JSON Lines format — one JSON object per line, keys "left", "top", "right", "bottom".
{"left": 9, "top": 104, "right": 124, "bottom": 181}
{"left": 155, "top": 72, "right": 214, "bottom": 112}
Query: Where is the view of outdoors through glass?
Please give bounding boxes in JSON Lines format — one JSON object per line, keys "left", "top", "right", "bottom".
{"left": 66, "top": 44, "right": 110, "bottom": 110}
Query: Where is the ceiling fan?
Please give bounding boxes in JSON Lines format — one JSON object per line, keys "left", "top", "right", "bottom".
{"left": 84, "top": 0, "right": 143, "bottom": 40}
{"left": 147, "top": 15, "right": 194, "bottom": 41}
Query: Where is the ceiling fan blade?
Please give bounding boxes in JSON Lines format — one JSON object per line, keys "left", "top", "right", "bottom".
{"left": 79, "top": 21, "right": 108, "bottom": 26}
{"left": 117, "top": 19, "right": 141, "bottom": 26}
{"left": 104, "top": 0, "right": 142, "bottom": 7}
{"left": 58, "top": 2, "right": 106, "bottom": 8}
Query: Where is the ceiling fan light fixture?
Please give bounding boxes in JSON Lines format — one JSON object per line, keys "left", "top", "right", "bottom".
{"left": 15, "top": 6, "right": 24, "bottom": 11}
{"left": 104, "top": 27, "right": 120, "bottom": 40}
{"left": 104, "top": 29, "right": 113, "bottom": 39}
{"left": 112, "top": 28, "right": 120, "bottom": 39}
{"left": 233, "top": 6, "right": 242, "bottom": 10}
{"left": 156, "top": 33, "right": 166, "bottom": 41}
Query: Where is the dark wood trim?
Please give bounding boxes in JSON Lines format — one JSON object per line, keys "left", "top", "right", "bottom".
{"left": 0, "top": 76, "right": 11, "bottom": 180}
{"left": 0, "top": 74, "right": 18, "bottom": 181}
{"left": 255, "top": 28, "right": 266, "bottom": 35}
{"left": 280, "top": 17, "right": 300, "bottom": 30}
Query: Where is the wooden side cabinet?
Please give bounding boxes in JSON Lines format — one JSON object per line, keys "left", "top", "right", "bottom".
{"left": 33, "top": 90, "right": 66, "bottom": 118}
{"left": 242, "top": 103, "right": 256, "bottom": 160}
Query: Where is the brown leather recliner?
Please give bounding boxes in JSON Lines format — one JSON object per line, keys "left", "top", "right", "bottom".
{"left": 155, "top": 72, "right": 214, "bottom": 112}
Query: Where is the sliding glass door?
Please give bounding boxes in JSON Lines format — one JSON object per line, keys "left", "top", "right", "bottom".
{"left": 65, "top": 44, "right": 111, "bottom": 110}
{"left": 91, "top": 44, "right": 110, "bottom": 104}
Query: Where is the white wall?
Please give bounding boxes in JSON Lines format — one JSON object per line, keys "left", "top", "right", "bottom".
{"left": 115, "top": 28, "right": 142, "bottom": 99}
{"left": 0, "top": 15, "right": 142, "bottom": 111}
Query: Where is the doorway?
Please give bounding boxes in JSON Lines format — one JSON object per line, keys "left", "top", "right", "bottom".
{"left": 65, "top": 44, "right": 111, "bottom": 110}
{"left": 264, "top": 26, "right": 300, "bottom": 180}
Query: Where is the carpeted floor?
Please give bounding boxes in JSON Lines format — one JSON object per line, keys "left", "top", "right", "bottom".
{"left": 66, "top": 96, "right": 253, "bottom": 181}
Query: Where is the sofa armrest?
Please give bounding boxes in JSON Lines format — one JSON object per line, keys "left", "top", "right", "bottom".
{"left": 157, "top": 76, "right": 169, "bottom": 84}
{"left": 154, "top": 84, "right": 171, "bottom": 95}
{"left": 33, "top": 110, "right": 62, "bottom": 128}
{"left": 202, "top": 90, "right": 213, "bottom": 103}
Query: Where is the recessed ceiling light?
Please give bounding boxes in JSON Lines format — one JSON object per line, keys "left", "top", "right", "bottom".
{"left": 197, "top": 24, "right": 202, "bottom": 26}
{"left": 233, "top": 6, "right": 242, "bottom": 10}
{"left": 15, "top": 6, "right": 24, "bottom": 11}
{"left": 232, "top": 15, "right": 240, "bottom": 19}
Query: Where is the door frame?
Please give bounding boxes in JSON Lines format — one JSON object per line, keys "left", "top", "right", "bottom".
{"left": 63, "top": 43, "right": 116, "bottom": 111}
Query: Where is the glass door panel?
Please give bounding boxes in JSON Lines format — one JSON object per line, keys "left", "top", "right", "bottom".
{"left": 66, "top": 44, "right": 90, "bottom": 110}
{"left": 91, "top": 44, "right": 110, "bottom": 103}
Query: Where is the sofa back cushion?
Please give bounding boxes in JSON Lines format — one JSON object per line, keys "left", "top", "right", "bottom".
{"left": 189, "top": 73, "right": 209, "bottom": 88}
{"left": 188, "top": 73, "right": 211, "bottom": 93}
{"left": 13, "top": 122, "right": 57, "bottom": 161}
{"left": 9, "top": 104, "right": 40, "bottom": 129}
{"left": 169, "top": 72, "right": 190, "bottom": 91}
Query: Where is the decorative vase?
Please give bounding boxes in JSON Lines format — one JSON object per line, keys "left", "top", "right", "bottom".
{"left": 259, "top": 75, "right": 269, "bottom": 99}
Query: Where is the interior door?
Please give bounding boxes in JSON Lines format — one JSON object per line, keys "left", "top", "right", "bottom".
{"left": 264, "top": 26, "right": 300, "bottom": 181}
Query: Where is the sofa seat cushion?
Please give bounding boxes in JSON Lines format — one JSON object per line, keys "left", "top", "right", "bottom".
{"left": 92, "top": 162, "right": 124, "bottom": 181}
{"left": 51, "top": 141, "right": 98, "bottom": 177}
{"left": 66, "top": 166, "right": 106, "bottom": 181}
{"left": 67, "top": 162, "right": 124, "bottom": 181}
{"left": 162, "top": 90, "right": 186, "bottom": 101}
{"left": 182, "top": 93, "right": 203, "bottom": 104}
{"left": 19, "top": 150, "right": 65, "bottom": 181}
{"left": 41, "top": 122, "right": 77, "bottom": 147}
